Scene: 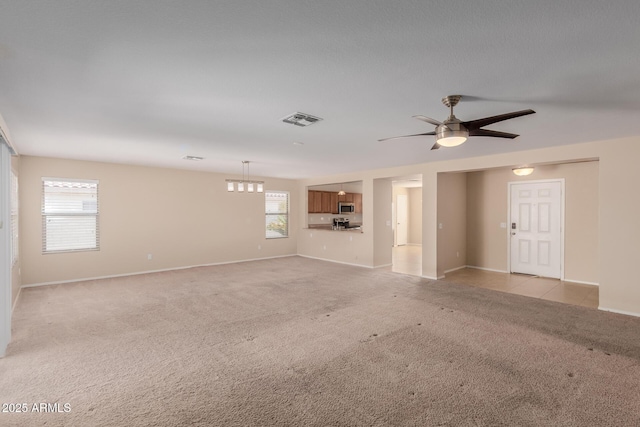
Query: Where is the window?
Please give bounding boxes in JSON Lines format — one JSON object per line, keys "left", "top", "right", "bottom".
{"left": 42, "top": 178, "right": 99, "bottom": 253}
{"left": 10, "top": 171, "right": 18, "bottom": 265}
{"left": 265, "top": 191, "right": 289, "bottom": 239}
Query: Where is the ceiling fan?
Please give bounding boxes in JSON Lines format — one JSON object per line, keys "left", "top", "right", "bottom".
{"left": 379, "top": 95, "right": 535, "bottom": 150}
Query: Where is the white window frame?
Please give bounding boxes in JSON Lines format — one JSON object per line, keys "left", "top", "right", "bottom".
{"left": 265, "top": 191, "right": 289, "bottom": 239}
{"left": 42, "top": 177, "right": 100, "bottom": 253}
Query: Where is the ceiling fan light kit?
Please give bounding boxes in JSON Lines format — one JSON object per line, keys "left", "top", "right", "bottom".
{"left": 435, "top": 121, "right": 469, "bottom": 147}
{"left": 379, "top": 95, "right": 535, "bottom": 150}
{"left": 512, "top": 167, "right": 535, "bottom": 176}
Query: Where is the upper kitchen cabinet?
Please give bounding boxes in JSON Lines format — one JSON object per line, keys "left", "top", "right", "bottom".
{"left": 308, "top": 190, "right": 323, "bottom": 213}
{"left": 353, "top": 193, "right": 362, "bottom": 213}
{"left": 338, "top": 192, "right": 354, "bottom": 203}
{"left": 308, "top": 181, "right": 363, "bottom": 214}
{"left": 321, "top": 191, "right": 333, "bottom": 213}
{"left": 330, "top": 192, "right": 339, "bottom": 214}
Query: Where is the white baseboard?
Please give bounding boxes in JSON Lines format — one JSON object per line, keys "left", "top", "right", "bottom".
{"left": 563, "top": 279, "right": 599, "bottom": 287}
{"left": 374, "top": 263, "right": 393, "bottom": 269}
{"left": 297, "top": 254, "right": 372, "bottom": 269}
{"left": 465, "top": 265, "right": 509, "bottom": 274}
{"left": 421, "top": 275, "right": 439, "bottom": 280}
{"left": 598, "top": 307, "right": 640, "bottom": 318}
{"left": 444, "top": 265, "right": 467, "bottom": 274}
{"left": 20, "top": 254, "right": 298, "bottom": 288}
{"left": 11, "top": 286, "right": 21, "bottom": 314}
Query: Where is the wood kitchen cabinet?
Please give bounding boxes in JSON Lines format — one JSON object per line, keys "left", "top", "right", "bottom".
{"left": 321, "top": 192, "right": 333, "bottom": 214}
{"left": 330, "top": 192, "right": 339, "bottom": 213}
{"left": 309, "top": 190, "right": 362, "bottom": 214}
{"left": 353, "top": 193, "right": 362, "bottom": 213}
{"left": 309, "top": 190, "right": 338, "bottom": 213}
{"left": 338, "top": 192, "right": 354, "bottom": 203}
{"left": 308, "top": 190, "right": 323, "bottom": 213}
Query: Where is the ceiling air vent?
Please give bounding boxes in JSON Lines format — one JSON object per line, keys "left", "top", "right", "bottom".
{"left": 183, "top": 155, "right": 204, "bottom": 161}
{"left": 281, "top": 112, "right": 323, "bottom": 127}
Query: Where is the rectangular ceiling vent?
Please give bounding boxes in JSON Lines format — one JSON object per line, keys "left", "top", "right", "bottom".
{"left": 282, "top": 112, "right": 323, "bottom": 127}
{"left": 182, "top": 155, "right": 204, "bottom": 161}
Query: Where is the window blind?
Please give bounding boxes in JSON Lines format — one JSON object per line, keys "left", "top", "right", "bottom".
{"left": 42, "top": 178, "right": 99, "bottom": 253}
{"left": 265, "top": 191, "right": 289, "bottom": 239}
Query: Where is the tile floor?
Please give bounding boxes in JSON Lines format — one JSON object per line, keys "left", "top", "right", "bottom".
{"left": 389, "top": 245, "right": 599, "bottom": 309}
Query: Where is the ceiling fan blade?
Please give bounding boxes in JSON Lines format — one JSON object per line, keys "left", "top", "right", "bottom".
{"left": 462, "top": 109, "right": 535, "bottom": 130}
{"left": 431, "top": 142, "right": 441, "bottom": 150}
{"left": 412, "top": 115, "right": 442, "bottom": 126}
{"left": 378, "top": 131, "right": 436, "bottom": 142}
{"left": 469, "top": 129, "right": 520, "bottom": 139}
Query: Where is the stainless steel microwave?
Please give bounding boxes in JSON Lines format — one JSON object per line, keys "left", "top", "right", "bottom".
{"left": 338, "top": 202, "right": 355, "bottom": 214}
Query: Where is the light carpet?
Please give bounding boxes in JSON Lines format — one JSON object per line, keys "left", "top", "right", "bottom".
{"left": 1, "top": 256, "right": 640, "bottom": 426}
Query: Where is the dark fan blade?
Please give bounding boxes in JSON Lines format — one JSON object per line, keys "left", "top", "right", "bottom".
{"left": 431, "top": 142, "right": 441, "bottom": 150}
{"left": 462, "top": 109, "right": 535, "bottom": 130}
{"left": 412, "top": 115, "right": 442, "bottom": 126}
{"left": 469, "top": 129, "right": 520, "bottom": 139}
{"left": 378, "top": 131, "right": 436, "bottom": 142}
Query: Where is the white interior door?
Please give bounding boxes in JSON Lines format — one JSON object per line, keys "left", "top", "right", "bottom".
{"left": 510, "top": 180, "right": 563, "bottom": 279}
{"left": 396, "top": 194, "right": 408, "bottom": 246}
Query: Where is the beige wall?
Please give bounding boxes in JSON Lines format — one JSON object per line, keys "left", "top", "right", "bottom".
{"left": 373, "top": 178, "right": 393, "bottom": 267}
{"left": 466, "top": 161, "right": 599, "bottom": 284}
{"left": 296, "top": 136, "right": 640, "bottom": 315}
{"left": 17, "top": 136, "right": 640, "bottom": 316}
{"left": 19, "top": 156, "right": 298, "bottom": 285}
{"left": 297, "top": 176, "right": 375, "bottom": 267}
{"left": 10, "top": 155, "right": 20, "bottom": 307}
{"left": 598, "top": 140, "right": 640, "bottom": 314}
{"left": 437, "top": 172, "right": 467, "bottom": 277}
{"left": 408, "top": 187, "right": 423, "bottom": 245}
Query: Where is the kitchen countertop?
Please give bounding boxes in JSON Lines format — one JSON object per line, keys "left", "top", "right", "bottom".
{"left": 307, "top": 224, "right": 363, "bottom": 232}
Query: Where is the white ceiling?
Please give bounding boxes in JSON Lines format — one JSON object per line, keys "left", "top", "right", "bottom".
{"left": 1, "top": 1, "right": 639, "bottom": 179}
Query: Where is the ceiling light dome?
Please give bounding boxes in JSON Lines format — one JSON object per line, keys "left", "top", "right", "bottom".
{"left": 512, "top": 167, "right": 534, "bottom": 176}
{"left": 436, "top": 119, "right": 469, "bottom": 147}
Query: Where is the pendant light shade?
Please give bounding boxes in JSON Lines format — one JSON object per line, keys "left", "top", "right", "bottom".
{"left": 226, "top": 161, "right": 265, "bottom": 193}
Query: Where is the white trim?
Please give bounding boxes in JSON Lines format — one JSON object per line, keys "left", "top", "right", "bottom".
{"left": 406, "top": 243, "right": 422, "bottom": 247}
{"left": 444, "top": 265, "right": 466, "bottom": 274}
{"left": 465, "top": 265, "right": 509, "bottom": 274}
{"left": 11, "top": 286, "right": 21, "bottom": 314}
{"left": 298, "top": 254, "right": 373, "bottom": 269}
{"left": 421, "top": 275, "right": 439, "bottom": 280}
{"left": 20, "top": 254, "right": 297, "bottom": 288}
{"left": 42, "top": 176, "right": 99, "bottom": 184}
{"left": 507, "top": 179, "right": 565, "bottom": 280}
{"left": 598, "top": 307, "right": 640, "bottom": 318}
{"left": 375, "top": 263, "right": 393, "bottom": 269}
{"left": 563, "top": 279, "right": 599, "bottom": 287}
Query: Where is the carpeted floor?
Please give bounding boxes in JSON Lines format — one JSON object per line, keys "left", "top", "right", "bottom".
{"left": 1, "top": 256, "right": 639, "bottom": 426}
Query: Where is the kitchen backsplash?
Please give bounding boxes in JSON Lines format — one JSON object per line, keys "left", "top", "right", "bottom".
{"left": 308, "top": 213, "right": 363, "bottom": 225}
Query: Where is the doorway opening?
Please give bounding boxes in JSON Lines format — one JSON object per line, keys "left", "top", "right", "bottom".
{"left": 391, "top": 175, "right": 422, "bottom": 276}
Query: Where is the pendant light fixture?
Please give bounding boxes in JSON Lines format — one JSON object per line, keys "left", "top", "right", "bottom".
{"left": 226, "top": 161, "right": 264, "bottom": 193}
{"left": 338, "top": 183, "right": 346, "bottom": 196}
